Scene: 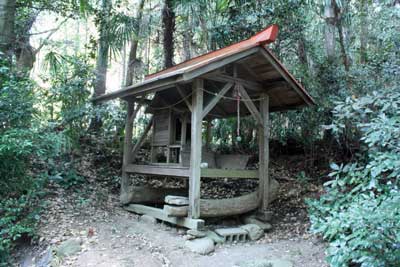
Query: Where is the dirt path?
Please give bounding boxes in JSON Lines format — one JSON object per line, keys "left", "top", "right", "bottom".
{"left": 18, "top": 200, "right": 327, "bottom": 267}
{"left": 75, "top": 210, "right": 327, "bottom": 267}
{"left": 15, "top": 159, "right": 328, "bottom": 267}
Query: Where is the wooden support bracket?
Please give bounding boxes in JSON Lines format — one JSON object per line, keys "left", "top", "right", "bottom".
{"left": 176, "top": 84, "right": 192, "bottom": 112}
{"left": 237, "top": 84, "right": 263, "bottom": 126}
{"left": 201, "top": 82, "right": 233, "bottom": 119}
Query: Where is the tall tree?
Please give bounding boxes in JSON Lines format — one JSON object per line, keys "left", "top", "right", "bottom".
{"left": 0, "top": 0, "right": 16, "bottom": 60}
{"left": 359, "top": 0, "right": 368, "bottom": 64}
{"left": 93, "top": 0, "right": 111, "bottom": 98}
{"left": 162, "top": 0, "right": 175, "bottom": 68}
{"left": 125, "top": 0, "right": 145, "bottom": 87}
{"left": 324, "top": 0, "right": 336, "bottom": 61}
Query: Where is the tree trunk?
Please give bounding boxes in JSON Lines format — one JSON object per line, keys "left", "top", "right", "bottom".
{"left": 333, "top": 0, "right": 349, "bottom": 72}
{"left": 297, "top": 36, "right": 307, "bottom": 66}
{"left": 162, "top": 0, "right": 175, "bottom": 68}
{"left": 93, "top": 0, "right": 111, "bottom": 98}
{"left": 15, "top": 11, "right": 38, "bottom": 73}
{"left": 0, "top": 0, "right": 16, "bottom": 61}
{"left": 91, "top": 0, "right": 111, "bottom": 130}
{"left": 324, "top": 0, "right": 336, "bottom": 61}
{"left": 182, "top": 19, "right": 191, "bottom": 61}
{"left": 125, "top": 0, "right": 145, "bottom": 87}
{"left": 359, "top": 0, "right": 367, "bottom": 64}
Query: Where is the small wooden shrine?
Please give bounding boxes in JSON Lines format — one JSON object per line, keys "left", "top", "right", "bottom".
{"left": 94, "top": 25, "right": 315, "bottom": 229}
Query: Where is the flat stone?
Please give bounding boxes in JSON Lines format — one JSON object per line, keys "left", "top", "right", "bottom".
{"left": 243, "top": 217, "right": 272, "bottom": 231}
{"left": 55, "top": 239, "right": 81, "bottom": 257}
{"left": 36, "top": 248, "right": 53, "bottom": 267}
{"left": 185, "top": 237, "right": 215, "bottom": 255}
{"left": 206, "top": 230, "right": 225, "bottom": 244}
{"left": 240, "top": 224, "right": 264, "bottom": 241}
{"left": 187, "top": 229, "right": 206, "bottom": 238}
{"left": 139, "top": 214, "right": 157, "bottom": 224}
{"left": 165, "top": 195, "right": 189, "bottom": 206}
{"left": 238, "top": 259, "right": 272, "bottom": 267}
{"left": 268, "top": 259, "right": 293, "bottom": 267}
{"left": 238, "top": 259, "right": 293, "bottom": 267}
{"left": 215, "top": 227, "right": 247, "bottom": 236}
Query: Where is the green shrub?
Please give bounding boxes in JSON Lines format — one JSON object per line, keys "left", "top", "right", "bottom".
{"left": 308, "top": 89, "right": 400, "bottom": 267}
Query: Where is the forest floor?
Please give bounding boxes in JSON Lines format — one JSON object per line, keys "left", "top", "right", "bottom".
{"left": 14, "top": 149, "right": 329, "bottom": 267}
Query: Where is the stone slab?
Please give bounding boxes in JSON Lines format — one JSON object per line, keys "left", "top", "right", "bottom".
{"left": 165, "top": 195, "right": 189, "bottom": 206}
{"left": 240, "top": 224, "right": 264, "bottom": 241}
{"left": 185, "top": 237, "right": 215, "bottom": 255}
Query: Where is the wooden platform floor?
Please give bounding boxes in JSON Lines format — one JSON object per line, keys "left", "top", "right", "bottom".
{"left": 124, "top": 164, "right": 259, "bottom": 179}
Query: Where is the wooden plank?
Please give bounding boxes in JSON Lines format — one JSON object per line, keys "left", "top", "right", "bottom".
{"left": 164, "top": 205, "right": 189, "bottom": 217}
{"left": 131, "top": 116, "right": 153, "bottom": 159}
{"left": 124, "top": 204, "right": 205, "bottom": 230}
{"left": 124, "top": 164, "right": 190, "bottom": 177}
{"left": 203, "top": 73, "right": 263, "bottom": 92}
{"left": 120, "top": 186, "right": 187, "bottom": 205}
{"left": 237, "top": 84, "right": 263, "bottom": 126}
{"left": 176, "top": 85, "right": 192, "bottom": 112}
{"left": 201, "top": 168, "right": 258, "bottom": 179}
{"left": 93, "top": 76, "right": 183, "bottom": 103}
{"left": 189, "top": 79, "right": 204, "bottom": 219}
{"left": 201, "top": 82, "right": 233, "bottom": 119}
{"left": 121, "top": 100, "right": 135, "bottom": 200}
{"left": 259, "top": 93, "right": 270, "bottom": 211}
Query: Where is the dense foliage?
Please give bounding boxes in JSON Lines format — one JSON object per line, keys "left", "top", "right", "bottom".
{"left": 308, "top": 89, "right": 400, "bottom": 266}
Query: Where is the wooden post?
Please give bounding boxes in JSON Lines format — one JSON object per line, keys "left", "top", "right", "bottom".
{"left": 189, "top": 79, "right": 203, "bottom": 219}
{"left": 258, "top": 93, "right": 270, "bottom": 211}
{"left": 121, "top": 100, "right": 135, "bottom": 200}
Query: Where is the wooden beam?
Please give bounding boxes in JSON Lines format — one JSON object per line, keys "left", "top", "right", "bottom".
{"left": 131, "top": 116, "right": 153, "bottom": 160}
{"left": 124, "top": 204, "right": 205, "bottom": 230}
{"left": 203, "top": 73, "right": 263, "bottom": 91}
{"left": 93, "top": 76, "right": 183, "bottom": 103}
{"left": 258, "top": 93, "right": 270, "bottom": 211}
{"left": 201, "top": 82, "right": 233, "bottom": 119}
{"left": 237, "top": 84, "right": 263, "bottom": 126}
{"left": 201, "top": 168, "right": 258, "bottom": 179}
{"left": 176, "top": 85, "right": 192, "bottom": 112}
{"left": 120, "top": 186, "right": 187, "bottom": 205}
{"left": 183, "top": 47, "right": 259, "bottom": 81}
{"left": 124, "top": 164, "right": 190, "bottom": 177}
{"left": 121, "top": 100, "right": 135, "bottom": 201}
{"left": 258, "top": 48, "right": 314, "bottom": 106}
{"left": 189, "top": 79, "right": 204, "bottom": 219}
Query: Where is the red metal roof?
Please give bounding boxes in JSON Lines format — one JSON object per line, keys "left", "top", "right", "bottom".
{"left": 145, "top": 25, "right": 279, "bottom": 81}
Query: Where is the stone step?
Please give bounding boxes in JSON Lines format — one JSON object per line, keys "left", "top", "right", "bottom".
{"left": 214, "top": 227, "right": 248, "bottom": 243}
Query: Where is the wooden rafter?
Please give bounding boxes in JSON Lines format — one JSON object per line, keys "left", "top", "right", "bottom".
{"left": 203, "top": 73, "right": 263, "bottom": 91}
{"left": 201, "top": 82, "right": 233, "bottom": 119}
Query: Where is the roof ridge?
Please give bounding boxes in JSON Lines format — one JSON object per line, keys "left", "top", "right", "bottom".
{"left": 145, "top": 24, "right": 279, "bottom": 81}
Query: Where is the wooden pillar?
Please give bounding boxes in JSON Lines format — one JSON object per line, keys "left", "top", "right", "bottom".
{"left": 189, "top": 79, "right": 203, "bottom": 219}
{"left": 258, "top": 93, "right": 270, "bottom": 211}
{"left": 121, "top": 100, "right": 135, "bottom": 199}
